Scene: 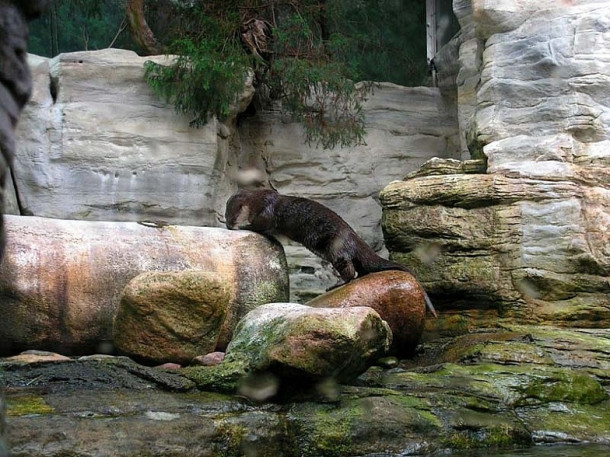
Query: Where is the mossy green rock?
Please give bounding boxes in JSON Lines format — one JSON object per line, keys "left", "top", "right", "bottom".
{"left": 186, "top": 303, "right": 392, "bottom": 392}
{"left": 4, "top": 326, "right": 610, "bottom": 455}
{"left": 113, "top": 270, "right": 230, "bottom": 365}
{"left": 230, "top": 303, "right": 391, "bottom": 382}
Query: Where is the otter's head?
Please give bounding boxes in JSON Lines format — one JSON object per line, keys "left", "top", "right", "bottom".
{"left": 225, "top": 192, "right": 251, "bottom": 230}
{"left": 225, "top": 189, "right": 279, "bottom": 231}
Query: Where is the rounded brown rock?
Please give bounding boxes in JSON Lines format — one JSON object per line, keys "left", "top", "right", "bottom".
{"left": 306, "top": 270, "right": 426, "bottom": 357}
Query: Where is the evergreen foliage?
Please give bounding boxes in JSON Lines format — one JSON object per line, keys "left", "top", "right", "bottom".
{"left": 28, "top": 0, "right": 430, "bottom": 149}
{"left": 144, "top": 37, "right": 251, "bottom": 128}
{"left": 29, "top": 0, "right": 138, "bottom": 56}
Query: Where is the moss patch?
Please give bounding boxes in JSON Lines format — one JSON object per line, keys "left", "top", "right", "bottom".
{"left": 7, "top": 395, "right": 54, "bottom": 416}
{"left": 288, "top": 393, "right": 442, "bottom": 456}
{"left": 181, "top": 360, "right": 248, "bottom": 393}
{"left": 517, "top": 401, "right": 610, "bottom": 443}
{"left": 518, "top": 370, "right": 607, "bottom": 406}
{"left": 289, "top": 402, "right": 363, "bottom": 456}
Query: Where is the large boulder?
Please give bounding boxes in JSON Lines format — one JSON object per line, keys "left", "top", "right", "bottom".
{"left": 227, "top": 303, "right": 392, "bottom": 383}
{"left": 381, "top": 159, "right": 610, "bottom": 328}
{"left": 185, "top": 303, "right": 392, "bottom": 394}
{"left": 0, "top": 215, "right": 288, "bottom": 356}
{"left": 306, "top": 271, "right": 427, "bottom": 356}
{"left": 113, "top": 270, "right": 231, "bottom": 365}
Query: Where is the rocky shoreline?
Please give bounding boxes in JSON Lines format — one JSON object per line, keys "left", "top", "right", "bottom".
{"left": 4, "top": 324, "right": 609, "bottom": 456}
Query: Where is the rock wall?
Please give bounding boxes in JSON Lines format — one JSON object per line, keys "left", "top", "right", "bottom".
{"left": 0, "top": 0, "right": 50, "bottom": 260}
{"left": 381, "top": 0, "right": 610, "bottom": 328}
{"left": 11, "top": 49, "right": 459, "bottom": 301}
{"left": 12, "top": 49, "right": 252, "bottom": 227}
{"left": 8, "top": 3, "right": 607, "bottom": 322}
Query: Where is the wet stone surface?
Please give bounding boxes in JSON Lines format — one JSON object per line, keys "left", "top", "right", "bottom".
{"left": 3, "top": 326, "right": 610, "bottom": 456}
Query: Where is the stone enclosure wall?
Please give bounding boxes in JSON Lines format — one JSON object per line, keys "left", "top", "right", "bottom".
{"left": 10, "top": 49, "right": 459, "bottom": 302}
{"left": 381, "top": 0, "right": 610, "bottom": 329}
{"left": 6, "top": 0, "right": 609, "bottom": 324}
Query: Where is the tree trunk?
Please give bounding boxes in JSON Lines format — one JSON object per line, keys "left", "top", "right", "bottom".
{"left": 125, "top": 0, "right": 164, "bottom": 55}
{"left": 50, "top": 2, "right": 59, "bottom": 56}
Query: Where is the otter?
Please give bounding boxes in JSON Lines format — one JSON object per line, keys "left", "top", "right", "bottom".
{"left": 225, "top": 188, "right": 437, "bottom": 317}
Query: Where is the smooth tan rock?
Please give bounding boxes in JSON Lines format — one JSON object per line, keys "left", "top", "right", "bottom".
{"left": 113, "top": 270, "right": 230, "bottom": 365}
{"left": 307, "top": 271, "right": 426, "bottom": 356}
{"left": 3, "top": 350, "right": 71, "bottom": 364}
{"left": 156, "top": 362, "right": 182, "bottom": 370}
{"left": 0, "top": 215, "right": 288, "bottom": 356}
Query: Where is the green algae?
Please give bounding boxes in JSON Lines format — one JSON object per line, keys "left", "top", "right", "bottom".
{"left": 440, "top": 363, "right": 607, "bottom": 407}
{"left": 517, "top": 401, "right": 610, "bottom": 443}
{"left": 287, "top": 393, "right": 442, "bottom": 456}
{"left": 7, "top": 395, "right": 54, "bottom": 416}
{"left": 444, "top": 419, "right": 532, "bottom": 451}
{"left": 242, "top": 278, "right": 289, "bottom": 309}
{"left": 372, "top": 361, "right": 607, "bottom": 410}
{"left": 289, "top": 401, "right": 363, "bottom": 456}
{"left": 505, "top": 325, "right": 610, "bottom": 355}
{"left": 181, "top": 360, "right": 248, "bottom": 393}
{"left": 212, "top": 419, "right": 249, "bottom": 457}
{"left": 518, "top": 370, "right": 607, "bottom": 406}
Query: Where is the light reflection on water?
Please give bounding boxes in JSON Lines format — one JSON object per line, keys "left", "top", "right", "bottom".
{"left": 449, "top": 444, "right": 610, "bottom": 457}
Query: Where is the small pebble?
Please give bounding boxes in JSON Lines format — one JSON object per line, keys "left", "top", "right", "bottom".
{"left": 192, "top": 352, "right": 225, "bottom": 366}
{"left": 5, "top": 351, "right": 72, "bottom": 364}
{"left": 156, "top": 363, "right": 182, "bottom": 370}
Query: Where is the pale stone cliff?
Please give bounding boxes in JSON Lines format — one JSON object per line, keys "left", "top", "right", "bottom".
{"left": 382, "top": 0, "right": 610, "bottom": 328}
{"left": 11, "top": 49, "right": 458, "bottom": 301}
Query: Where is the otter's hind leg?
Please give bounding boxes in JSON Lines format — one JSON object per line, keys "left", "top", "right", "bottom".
{"left": 325, "top": 255, "right": 356, "bottom": 291}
